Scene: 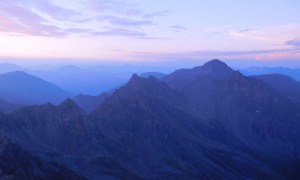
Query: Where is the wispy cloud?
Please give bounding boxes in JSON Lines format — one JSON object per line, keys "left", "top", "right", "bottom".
{"left": 133, "top": 48, "right": 300, "bottom": 60}
{"left": 28, "top": 0, "right": 80, "bottom": 21}
{"left": 97, "top": 15, "right": 153, "bottom": 27}
{"left": 170, "top": 25, "right": 186, "bottom": 32}
{"left": 286, "top": 39, "right": 300, "bottom": 46}
{"left": 90, "top": 27, "right": 146, "bottom": 37}
{"left": 143, "top": 10, "right": 169, "bottom": 18}
{"left": 0, "top": 2, "right": 66, "bottom": 37}
{"left": 0, "top": 0, "right": 168, "bottom": 38}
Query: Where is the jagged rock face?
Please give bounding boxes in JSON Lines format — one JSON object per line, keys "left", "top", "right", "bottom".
{"left": 0, "top": 135, "right": 86, "bottom": 180}
{"left": 2, "top": 100, "right": 86, "bottom": 154}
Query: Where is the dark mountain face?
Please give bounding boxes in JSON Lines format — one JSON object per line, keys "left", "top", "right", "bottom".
{"left": 253, "top": 74, "right": 300, "bottom": 105}
{"left": 0, "top": 135, "right": 86, "bottom": 179}
{"left": 73, "top": 92, "right": 110, "bottom": 112}
{"left": 0, "top": 71, "right": 71, "bottom": 105}
{"left": 1, "top": 99, "right": 86, "bottom": 154}
{"left": 163, "top": 64, "right": 300, "bottom": 156}
{"left": 1, "top": 59, "right": 300, "bottom": 179}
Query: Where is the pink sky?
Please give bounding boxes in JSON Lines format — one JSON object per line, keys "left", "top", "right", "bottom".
{"left": 0, "top": 0, "right": 300, "bottom": 67}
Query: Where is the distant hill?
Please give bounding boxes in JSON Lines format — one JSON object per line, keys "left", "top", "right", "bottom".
{"left": 73, "top": 92, "right": 110, "bottom": 112}
{"left": 253, "top": 74, "right": 300, "bottom": 104}
{"left": 139, "top": 72, "right": 166, "bottom": 79}
{"left": 0, "top": 71, "right": 72, "bottom": 105}
{"left": 240, "top": 66, "right": 300, "bottom": 81}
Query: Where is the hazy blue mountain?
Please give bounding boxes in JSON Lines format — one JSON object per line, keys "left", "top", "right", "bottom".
{"left": 73, "top": 92, "right": 110, "bottom": 112}
{"left": 240, "top": 66, "right": 300, "bottom": 81}
{"left": 139, "top": 72, "right": 166, "bottom": 79}
{"left": 0, "top": 63, "right": 23, "bottom": 74}
{"left": 0, "top": 71, "right": 72, "bottom": 105}
{"left": 29, "top": 65, "right": 170, "bottom": 95}
{"left": 1, "top": 60, "right": 300, "bottom": 179}
{"left": 253, "top": 74, "right": 300, "bottom": 104}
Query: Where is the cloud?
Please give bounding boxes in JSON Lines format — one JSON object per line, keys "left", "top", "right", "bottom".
{"left": 0, "top": 2, "right": 94, "bottom": 37}
{"left": 90, "top": 27, "right": 146, "bottom": 37}
{"left": 98, "top": 15, "right": 153, "bottom": 27}
{"left": 1, "top": 0, "right": 80, "bottom": 21}
{"left": 87, "top": 0, "right": 144, "bottom": 16}
{"left": 31, "top": 0, "right": 81, "bottom": 21}
{"left": 0, "top": 2, "right": 67, "bottom": 37}
{"left": 133, "top": 48, "right": 300, "bottom": 60}
{"left": 0, "top": 0, "right": 167, "bottom": 38}
{"left": 286, "top": 39, "right": 300, "bottom": 46}
{"left": 143, "top": 10, "right": 169, "bottom": 18}
{"left": 170, "top": 25, "right": 186, "bottom": 32}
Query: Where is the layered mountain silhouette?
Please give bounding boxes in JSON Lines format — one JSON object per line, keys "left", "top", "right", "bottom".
{"left": 0, "top": 71, "right": 72, "bottom": 105}
{"left": 0, "top": 60, "right": 300, "bottom": 179}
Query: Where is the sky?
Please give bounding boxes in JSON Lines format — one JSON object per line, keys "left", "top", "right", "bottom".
{"left": 0, "top": 0, "right": 300, "bottom": 67}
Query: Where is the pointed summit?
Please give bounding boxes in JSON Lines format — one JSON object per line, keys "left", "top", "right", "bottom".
{"left": 127, "top": 73, "right": 151, "bottom": 88}
{"left": 129, "top": 73, "right": 139, "bottom": 81}
{"left": 199, "top": 59, "right": 234, "bottom": 80}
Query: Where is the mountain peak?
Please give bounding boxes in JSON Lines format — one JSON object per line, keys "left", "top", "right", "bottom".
{"left": 202, "top": 59, "right": 231, "bottom": 70}
{"left": 198, "top": 59, "right": 234, "bottom": 80}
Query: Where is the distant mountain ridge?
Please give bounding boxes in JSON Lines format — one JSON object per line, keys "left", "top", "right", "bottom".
{"left": 240, "top": 66, "right": 300, "bottom": 81}
{"left": 0, "top": 71, "right": 72, "bottom": 105}
{"left": 253, "top": 73, "right": 300, "bottom": 104}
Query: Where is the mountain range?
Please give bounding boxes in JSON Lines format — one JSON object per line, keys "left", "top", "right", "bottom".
{"left": 0, "top": 59, "right": 300, "bottom": 179}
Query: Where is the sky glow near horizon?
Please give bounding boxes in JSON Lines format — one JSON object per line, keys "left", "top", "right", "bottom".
{"left": 0, "top": 0, "right": 300, "bottom": 66}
